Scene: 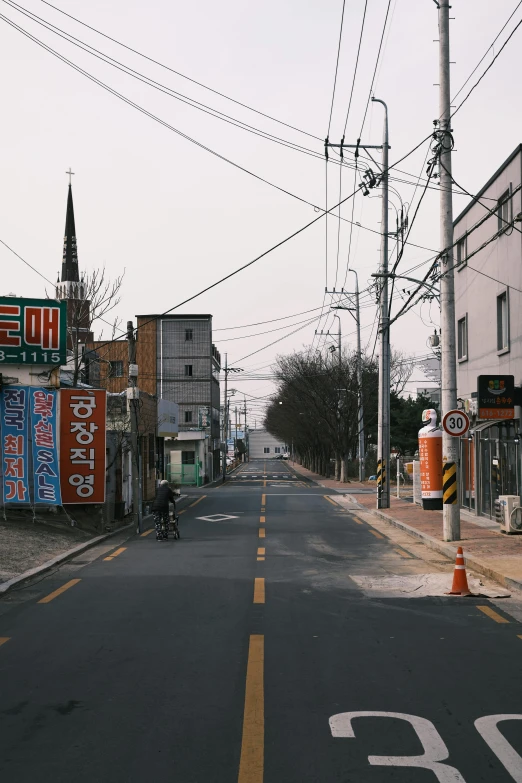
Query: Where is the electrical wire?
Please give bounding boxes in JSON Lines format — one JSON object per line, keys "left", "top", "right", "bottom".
{"left": 342, "top": 0, "right": 368, "bottom": 135}
{"left": 359, "top": 0, "right": 392, "bottom": 135}
{"left": 327, "top": 0, "right": 346, "bottom": 137}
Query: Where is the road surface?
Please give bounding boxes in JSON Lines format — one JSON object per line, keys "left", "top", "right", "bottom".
{"left": 1, "top": 458, "right": 521, "bottom": 782}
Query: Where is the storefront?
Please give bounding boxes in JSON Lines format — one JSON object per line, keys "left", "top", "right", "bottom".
{"left": 459, "top": 421, "right": 520, "bottom": 518}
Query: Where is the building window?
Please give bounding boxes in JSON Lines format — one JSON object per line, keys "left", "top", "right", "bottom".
{"left": 457, "top": 315, "right": 468, "bottom": 361}
{"left": 184, "top": 410, "right": 192, "bottom": 423}
{"left": 275, "top": 447, "right": 281, "bottom": 453}
{"left": 182, "top": 450, "right": 195, "bottom": 465}
{"left": 263, "top": 447, "right": 270, "bottom": 454}
{"left": 185, "top": 329, "right": 193, "bottom": 341}
{"left": 456, "top": 236, "right": 467, "bottom": 267}
{"left": 497, "top": 291, "right": 509, "bottom": 352}
{"left": 497, "top": 189, "right": 511, "bottom": 232}
{"left": 110, "top": 360, "right": 124, "bottom": 378}
{"left": 185, "top": 364, "right": 193, "bottom": 377}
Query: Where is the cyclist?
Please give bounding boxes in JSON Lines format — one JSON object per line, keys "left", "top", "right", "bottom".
{"left": 152, "top": 479, "right": 176, "bottom": 541}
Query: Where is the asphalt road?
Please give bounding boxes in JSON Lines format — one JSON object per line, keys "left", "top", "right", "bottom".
{"left": 1, "top": 459, "right": 522, "bottom": 782}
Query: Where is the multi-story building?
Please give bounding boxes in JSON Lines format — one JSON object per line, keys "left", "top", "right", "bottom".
{"left": 135, "top": 313, "right": 221, "bottom": 484}
{"left": 249, "top": 429, "right": 288, "bottom": 459}
{"left": 454, "top": 143, "right": 522, "bottom": 518}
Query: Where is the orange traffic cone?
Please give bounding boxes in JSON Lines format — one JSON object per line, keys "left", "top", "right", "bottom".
{"left": 447, "top": 547, "right": 472, "bottom": 596}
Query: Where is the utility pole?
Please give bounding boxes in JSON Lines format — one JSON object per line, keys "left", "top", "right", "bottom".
{"left": 126, "top": 320, "right": 141, "bottom": 533}
{"left": 243, "top": 395, "right": 248, "bottom": 463}
{"left": 316, "top": 319, "right": 342, "bottom": 480}
{"left": 437, "top": 1, "right": 459, "bottom": 540}
{"left": 372, "top": 98, "right": 390, "bottom": 509}
{"left": 222, "top": 353, "right": 228, "bottom": 483}
{"left": 332, "top": 273, "right": 365, "bottom": 482}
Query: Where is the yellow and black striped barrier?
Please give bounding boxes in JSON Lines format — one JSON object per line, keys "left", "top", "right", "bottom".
{"left": 443, "top": 461, "right": 457, "bottom": 505}
{"left": 377, "top": 459, "right": 386, "bottom": 487}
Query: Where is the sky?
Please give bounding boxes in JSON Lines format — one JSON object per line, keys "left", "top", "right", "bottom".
{"left": 1, "top": 0, "right": 521, "bottom": 423}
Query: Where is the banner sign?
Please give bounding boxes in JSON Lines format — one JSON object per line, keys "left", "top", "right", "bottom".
{"left": 0, "top": 297, "right": 67, "bottom": 365}
{"left": 1, "top": 386, "right": 30, "bottom": 504}
{"left": 478, "top": 374, "right": 515, "bottom": 420}
{"left": 60, "top": 389, "right": 106, "bottom": 504}
{"left": 199, "top": 406, "right": 210, "bottom": 428}
{"left": 30, "top": 389, "right": 61, "bottom": 505}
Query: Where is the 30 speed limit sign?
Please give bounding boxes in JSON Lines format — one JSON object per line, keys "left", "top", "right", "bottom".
{"left": 442, "top": 409, "right": 470, "bottom": 437}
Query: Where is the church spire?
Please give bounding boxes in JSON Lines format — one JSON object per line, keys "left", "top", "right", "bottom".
{"left": 61, "top": 172, "right": 79, "bottom": 283}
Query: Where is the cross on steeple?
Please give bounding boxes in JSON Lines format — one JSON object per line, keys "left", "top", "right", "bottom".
{"left": 66, "top": 168, "right": 75, "bottom": 185}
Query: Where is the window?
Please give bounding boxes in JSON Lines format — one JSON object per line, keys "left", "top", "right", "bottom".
{"left": 457, "top": 315, "right": 468, "bottom": 361}
{"left": 497, "top": 291, "right": 509, "bottom": 352}
{"left": 275, "top": 447, "right": 281, "bottom": 453}
{"left": 182, "top": 450, "right": 195, "bottom": 465}
{"left": 497, "top": 189, "right": 511, "bottom": 232}
{"left": 456, "top": 236, "right": 467, "bottom": 267}
{"left": 185, "top": 328, "right": 193, "bottom": 341}
{"left": 184, "top": 410, "right": 192, "bottom": 423}
{"left": 263, "top": 447, "right": 270, "bottom": 454}
{"left": 185, "top": 364, "right": 193, "bottom": 377}
{"left": 110, "top": 360, "right": 124, "bottom": 378}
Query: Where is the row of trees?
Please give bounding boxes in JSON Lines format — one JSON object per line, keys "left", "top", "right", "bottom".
{"left": 264, "top": 348, "right": 436, "bottom": 481}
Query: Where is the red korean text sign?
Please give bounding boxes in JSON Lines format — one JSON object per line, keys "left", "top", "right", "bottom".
{"left": 60, "top": 389, "right": 106, "bottom": 504}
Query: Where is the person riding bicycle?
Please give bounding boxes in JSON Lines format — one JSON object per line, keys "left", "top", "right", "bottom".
{"left": 152, "top": 479, "right": 176, "bottom": 540}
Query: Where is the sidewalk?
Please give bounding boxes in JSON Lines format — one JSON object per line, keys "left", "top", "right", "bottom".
{"left": 293, "top": 462, "right": 522, "bottom": 593}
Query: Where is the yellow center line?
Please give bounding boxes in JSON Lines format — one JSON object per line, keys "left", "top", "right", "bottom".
{"left": 38, "top": 579, "right": 81, "bottom": 604}
{"left": 178, "top": 509, "right": 187, "bottom": 515}
{"left": 259, "top": 528, "right": 265, "bottom": 539}
{"left": 369, "top": 530, "right": 385, "bottom": 540}
{"left": 394, "top": 548, "right": 412, "bottom": 558}
{"left": 517, "top": 635, "right": 522, "bottom": 640}
{"left": 261, "top": 494, "right": 266, "bottom": 506}
{"left": 189, "top": 495, "right": 207, "bottom": 508}
{"left": 324, "top": 495, "right": 340, "bottom": 507}
{"left": 259, "top": 516, "right": 265, "bottom": 524}
{"left": 112, "top": 547, "right": 127, "bottom": 558}
{"left": 238, "top": 634, "right": 264, "bottom": 783}
{"left": 353, "top": 519, "right": 363, "bottom": 525}
{"left": 257, "top": 548, "right": 265, "bottom": 556}
{"left": 0, "top": 637, "right": 10, "bottom": 648}
{"left": 253, "top": 578, "right": 265, "bottom": 604}
{"left": 257, "top": 557, "right": 265, "bottom": 562}
{"left": 477, "top": 605, "right": 510, "bottom": 624}
{"left": 141, "top": 528, "right": 154, "bottom": 537}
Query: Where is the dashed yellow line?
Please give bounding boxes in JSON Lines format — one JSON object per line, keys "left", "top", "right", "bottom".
{"left": 369, "top": 530, "right": 385, "bottom": 540}
{"left": 477, "top": 605, "right": 509, "bottom": 624}
{"left": 253, "top": 578, "right": 265, "bottom": 604}
{"left": 104, "top": 547, "right": 126, "bottom": 562}
{"left": 141, "top": 528, "right": 154, "bottom": 537}
{"left": 238, "top": 634, "right": 264, "bottom": 783}
{"left": 257, "top": 548, "right": 265, "bottom": 556}
{"left": 323, "top": 495, "right": 338, "bottom": 506}
{"left": 0, "top": 637, "right": 10, "bottom": 648}
{"left": 259, "top": 528, "right": 265, "bottom": 539}
{"left": 38, "top": 579, "right": 81, "bottom": 604}
{"left": 178, "top": 509, "right": 187, "bottom": 515}
{"left": 257, "top": 557, "right": 265, "bottom": 562}
{"left": 189, "top": 495, "right": 207, "bottom": 508}
{"left": 261, "top": 494, "right": 266, "bottom": 506}
{"left": 394, "top": 547, "right": 412, "bottom": 558}
{"left": 260, "top": 516, "right": 265, "bottom": 524}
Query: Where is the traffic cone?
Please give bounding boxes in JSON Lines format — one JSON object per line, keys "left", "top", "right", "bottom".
{"left": 447, "top": 547, "right": 471, "bottom": 596}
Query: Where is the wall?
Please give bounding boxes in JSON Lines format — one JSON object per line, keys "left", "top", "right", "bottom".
{"left": 249, "top": 430, "right": 287, "bottom": 459}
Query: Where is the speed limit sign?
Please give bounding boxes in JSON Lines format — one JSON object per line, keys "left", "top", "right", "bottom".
{"left": 442, "top": 409, "right": 470, "bottom": 437}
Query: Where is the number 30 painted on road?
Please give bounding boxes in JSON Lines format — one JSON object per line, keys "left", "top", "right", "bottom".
{"left": 330, "top": 711, "right": 522, "bottom": 781}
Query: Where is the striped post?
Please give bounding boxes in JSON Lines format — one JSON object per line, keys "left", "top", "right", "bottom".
{"left": 442, "top": 461, "right": 457, "bottom": 505}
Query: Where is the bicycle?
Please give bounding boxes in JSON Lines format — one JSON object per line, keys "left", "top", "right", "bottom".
{"left": 154, "top": 509, "right": 170, "bottom": 541}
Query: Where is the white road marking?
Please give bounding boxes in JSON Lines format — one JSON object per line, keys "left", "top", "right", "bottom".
{"left": 329, "top": 711, "right": 466, "bottom": 782}
{"left": 475, "top": 715, "right": 522, "bottom": 782}
{"left": 196, "top": 514, "right": 239, "bottom": 522}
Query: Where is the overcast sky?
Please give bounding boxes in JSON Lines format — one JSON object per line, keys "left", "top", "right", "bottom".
{"left": 1, "top": 0, "right": 521, "bottom": 421}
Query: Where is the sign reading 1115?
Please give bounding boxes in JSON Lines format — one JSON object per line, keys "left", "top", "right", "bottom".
{"left": 0, "top": 298, "right": 67, "bottom": 366}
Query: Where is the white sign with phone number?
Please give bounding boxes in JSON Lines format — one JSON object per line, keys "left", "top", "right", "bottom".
{"left": 442, "top": 409, "right": 470, "bottom": 437}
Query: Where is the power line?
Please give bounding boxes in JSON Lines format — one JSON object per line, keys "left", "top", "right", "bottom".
{"left": 38, "top": 0, "right": 321, "bottom": 142}
{"left": 359, "top": 0, "right": 392, "bottom": 135}
{"left": 327, "top": 0, "right": 346, "bottom": 137}
{"left": 342, "top": 0, "right": 368, "bottom": 135}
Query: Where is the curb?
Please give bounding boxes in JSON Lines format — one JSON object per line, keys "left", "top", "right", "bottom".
{"left": 359, "top": 504, "right": 522, "bottom": 595}
{"left": 0, "top": 522, "right": 135, "bottom": 596}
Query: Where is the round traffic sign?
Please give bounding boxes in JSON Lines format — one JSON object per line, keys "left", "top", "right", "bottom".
{"left": 442, "top": 409, "right": 470, "bottom": 437}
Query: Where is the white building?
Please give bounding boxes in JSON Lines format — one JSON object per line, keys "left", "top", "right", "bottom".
{"left": 248, "top": 429, "right": 287, "bottom": 459}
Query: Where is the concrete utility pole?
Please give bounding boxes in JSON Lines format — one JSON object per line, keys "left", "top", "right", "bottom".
{"left": 126, "top": 320, "right": 141, "bottom": 533}
{"left": 437, "top": 2, "right": 460, "bottom": 540}
{"left": 243, "top": 396, "right": 248, "bottom": 462}
{"left": 372, "top": 97, "right": 390, "bottom": 509}
{"left": 222, "top": 353, "right": 228, "bottom": 484}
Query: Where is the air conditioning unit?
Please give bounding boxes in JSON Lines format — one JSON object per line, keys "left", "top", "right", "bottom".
{"left": 495, "top": 495, "right": 522, "bottom": 534}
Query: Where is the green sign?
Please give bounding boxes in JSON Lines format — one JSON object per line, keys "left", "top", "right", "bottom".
{"left": 0, "top": 297, "right": 67, "bottom": 365}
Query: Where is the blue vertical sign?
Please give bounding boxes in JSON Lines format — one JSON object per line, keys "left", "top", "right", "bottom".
{"left": 1, "top": 386, "right": 30, "bottom": 504}
{"left": 30, "top": 389, "right": 61, "bottom": 505}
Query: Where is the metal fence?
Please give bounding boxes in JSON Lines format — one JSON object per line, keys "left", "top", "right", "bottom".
{"left": 166, "top": 463, "right": 200, "bottom": 486}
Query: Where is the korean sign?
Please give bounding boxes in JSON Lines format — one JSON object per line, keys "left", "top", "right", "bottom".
{"left": 60, "top": 389, "right": 106, "bottom": 503}
{"left": 30, "top": 389, "right": 61, "bottom": 505}
{"left": 1, "top": 386, "right": 30, "bottom": 504}
{"left": 199, "top": 406, "right": 210, "bottom": 428}
{"left": 478, "top": 375, "right": 515, "bottom": 420}
{"left": 0, "top": 297, "right": 67, "bottom": 365}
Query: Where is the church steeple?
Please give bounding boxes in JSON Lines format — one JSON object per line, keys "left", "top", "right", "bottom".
{"left": 61, "top": 180, "right": 79, "bottom": 283}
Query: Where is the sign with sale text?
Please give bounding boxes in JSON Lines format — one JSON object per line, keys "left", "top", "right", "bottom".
{"left": 0, "top": 297, "right": 67, "bottom": 365}
{"left": 59, "top": 389, "right": 106, "bottom": 504}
